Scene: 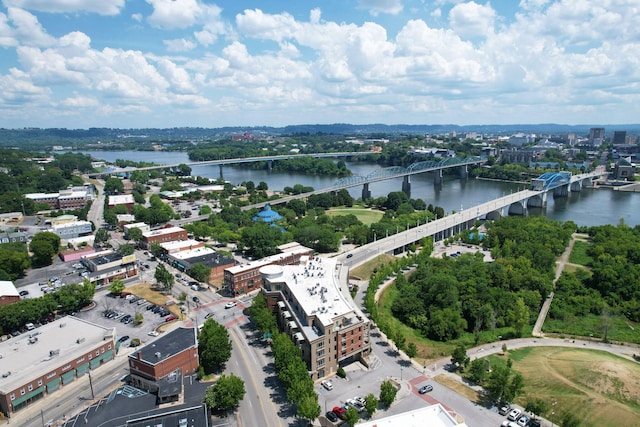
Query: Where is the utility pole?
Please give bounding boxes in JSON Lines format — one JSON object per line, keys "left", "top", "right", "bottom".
{"left": 88, "top": 371, "right": 95, "bottom": 400}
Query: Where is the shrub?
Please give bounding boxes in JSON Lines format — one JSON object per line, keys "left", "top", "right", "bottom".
{"left": 337, "top": 367, "right": 346, "bottom": 378}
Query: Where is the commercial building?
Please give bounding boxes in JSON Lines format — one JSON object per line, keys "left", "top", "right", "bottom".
{"left": 0, "top": 281, "right": 20, "bottom": 306}
{"left": 25, "top": 184, "right": 95, "bottom": 211}
{"left": 0, "top": 230, "right": 28, "bottom": 244}
{"left": 166, "top": 247, "right": 235, "bottom": 285}
{"left": 128, "top": 327, "right": 199, "bottom": 403}
{"left": 259, "top": 256, "right": 371, "bottom": 380}
{"left": 108, "top": 194, "right": 135, "bottom": 213}
{"left": 612, "top": 130, "right": 627, "bottom": 145}
{"left": 123, "top": 222, "right": 151, "bottom": 238}
{"left": 588, "top": 127, "right": 605, "bottom": 146}
{"left": 126, "top": 405, "right": 209, "bottom": 427}
{"left": 50, "top": 220, "right": 93, "bottom": 239}
{"left": 81, "top": 250, "right": 138, "bottom": 286}
{"left": 141, "top": 226, "right": 188, "bottom": 249}
{"left": 355, "top": 405, "right": 467, "bottom": 427}
{"left": 224, "top": 243, "right": 313, "bottom": 295}
{"left": 0, "top": 316, "right": 116, "bottom": 416}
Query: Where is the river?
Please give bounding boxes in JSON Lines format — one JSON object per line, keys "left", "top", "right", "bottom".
{"left": 79, "top": 150, "right": 639, "bottom": 227}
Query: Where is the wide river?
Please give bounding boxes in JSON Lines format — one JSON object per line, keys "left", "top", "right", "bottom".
{"left": 80, "top": 150, "right": 639, "bottom": 227}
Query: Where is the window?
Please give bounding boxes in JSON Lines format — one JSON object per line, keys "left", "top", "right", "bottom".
{"left": 20, "top": 388, "right": 25, "bottom": 396}
{"left": 108, "top": 344, "right": 112, "bottom": 350}
{"left": 10, "top": 394, "right": 15, "bottom": 401}
{"left": 38, "top": 380, "right": 42, "bottom": 386}
{"left": 317, "top": 358, "right": 325, "bottom": 367}
{"left": 317, "top": 349, "right": 325, "bottom": 357}
{"left": 96, "top": 350, "right": 99, "bottom": 356}
{"left": 28, "top": 384, "right": 33, "bottom": 391}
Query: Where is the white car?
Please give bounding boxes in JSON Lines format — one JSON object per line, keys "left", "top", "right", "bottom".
{"left": 354, "top": 396, "right": 365, "bottom": 406}
{"left": 224, "top": 301, "right": 237, "bottom": 309}
{"left": 507, "top": 408, "right": 522, "bottom": 421}
{"left": 321, "top": 380, "right": 333, "bottom": 390}
{"left": 147, "top": 330, "right": 159, "bottom": 337}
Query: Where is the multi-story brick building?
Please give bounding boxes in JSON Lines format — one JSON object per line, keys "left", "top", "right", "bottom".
{"left": 166, "top": 247, "right": 235, "bottom": 285}
{"left": 128, "top": 327, "right": 198, "bottom": 403}
{"left": 0, "top": 317, "right": 116, "bottom": 416}
{"left": 259, "top": 256, "right": 371, "bottom": 380}
{"left": 224, "top": 243, "right": 313, "bottom": 295}
{"left": 0, "top": 281, "right": 20, "bottom": 306}
{"left": 25, "top": 184, "right": 95, "bottom": 211}
{"left": 81, "top": 249, "right": 138, "bottom": 286}
{"left": 107, "top": 194, "right": 135, "bottom": 213}
{"left": 141, "top": 226, "right": 188, "bottom": 249}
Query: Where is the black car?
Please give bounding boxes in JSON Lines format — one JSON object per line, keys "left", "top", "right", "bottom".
{"left": 147, "top": 304, "right": 156, "bottom": 311}
{"left": 192, "top": 296, "right": 200, "bottom": 303}
{"left": 19, "top": 290, "right": 29, "bottom": 297}
{"left": 117, "top": 335, "right": 130, "bottom": 343}
{"left": 325, "top": 411, "right": 339, "bottom": 423}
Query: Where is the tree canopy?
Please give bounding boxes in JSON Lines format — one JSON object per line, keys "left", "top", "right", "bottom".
{"left": 198, "top": 318, "right": 232, "bottom": 374}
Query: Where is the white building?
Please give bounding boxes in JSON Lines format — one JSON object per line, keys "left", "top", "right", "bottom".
{"left": 355, "top": 405, "right": 468, "bottom": 427}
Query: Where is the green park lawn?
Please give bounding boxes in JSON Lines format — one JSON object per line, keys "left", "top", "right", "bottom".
{"left": 568, "top": 240, "right": 593, "bottom": 266}
{"left": 326, "top": 206, "right": 384, "bottom": 225}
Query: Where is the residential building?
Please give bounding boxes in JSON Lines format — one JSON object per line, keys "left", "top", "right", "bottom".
{"left": 0, "top": 281, "right": 20, "bottom": 306}
{"left": 259, "top": 256, "right": 371, "bottom": 380}
{"left": 0, "top": 230, "right": 28, "bottom": 244}
{"left": 224, "top": 243, "right": 313, "bottom": 295}
{"left": 0, "top": 316, "right": 116, "bottom": 416}
{"left": 588, "top": 127, "right": 605, "bottom": 146}
{"left": 141, "top": 226, "right": 188, "bottom": 249}
{"left": 128, "top": 327, "right": 199, "bottom": 403}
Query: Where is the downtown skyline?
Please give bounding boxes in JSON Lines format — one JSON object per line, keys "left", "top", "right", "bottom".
{"left": 0, "top": 0, "right": 638, "bottom": 129}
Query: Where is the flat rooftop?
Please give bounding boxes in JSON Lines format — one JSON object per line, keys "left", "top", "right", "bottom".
{"left": 160, "top": 239, "right": 203, "bottom": 252}
{"left": 126, "top": 405, "right": 207, "bottom": 427}
{"left": 264, "top": 257, "right": 352, "bottom": 327}
{"left": 108, "top": 194, "right": 135, "bottom": 205}
{"left": 0, "top": 316, "right": 116, "bottom": 393}
{"left": 143, "top": 227, "right": 186, "bottom": 238}
{"left": 355, "top": 404, "right": 467, "bottom": 427}
{"left": 0, "top": 280, "right": 18, "bottom": 297}
{"left": 130, "top": 327, "right": 196, "bottom": 366}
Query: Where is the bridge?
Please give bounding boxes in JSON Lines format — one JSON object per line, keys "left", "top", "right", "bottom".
{"left": 241, "top": 156, "right": 485, "bottom": 211}
{"left": 87, "top": 151, "right": 372, "bottom": 179}
{"left": 340, "top": 169, "right": 607, "bottom": 265}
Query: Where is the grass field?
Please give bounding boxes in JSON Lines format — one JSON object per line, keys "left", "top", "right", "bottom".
{"left": 349, "top": 253, "right": 396, "bottom": 280}
{"left": 568, "top": 240, "right": 593, "bottom": 266}
{"left": 491, "top": 347, "right": 640, "bottom": 427}
{"left": 326, "top": 207, "right": 384, "bottom": 225}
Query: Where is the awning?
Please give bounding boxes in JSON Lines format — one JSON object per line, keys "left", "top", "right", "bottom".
{"left": 11, "top": 386, "right": 45, "bottom": 407}
{"left": 294, "top": 332, "right": 305, "bottom": 342}
{"left": 277, "top": 301, "right": 285, "bottom": 309}
{"left": 62, "top": 370, "right": 76, "bottom": 384}
{"left": 288, "top": 320, "right": 297, "bottom": 329}
{"left": 76, "top": 363, "right": 89, "bottom": 376}
{"left": 46, "top": 378, "right": 61, "bottom": 392}
{"left": 90, "top": 350, "right": 114, "bottom": 368}
{"left": 282, "top": 310, "right": 292, "bottom": 319}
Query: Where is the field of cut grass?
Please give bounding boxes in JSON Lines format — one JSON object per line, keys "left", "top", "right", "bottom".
{"left": 492, "top": 347, "right": 640, "bottom": 427}
{"left": 326, "top": 207, "right": 384, "bottom": 225}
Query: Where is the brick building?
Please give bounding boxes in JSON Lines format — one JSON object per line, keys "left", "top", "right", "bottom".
{"left": 0, "top": 281, "right": 20, "bottom": 306}
{"left": 0, "top": 317, "right": 116, "bottom": 416}
{"left": 166, "top": 247, "right": 235, "bottom": 286}
{"left": 224, "top": 243, "right": 313, "bottom": 295}
{"left": 260, "top": 256, "right": 371, "bottom": 380}
{"left": 128, "top": 327, "right": 198, "bottom": 403}
{"left": 108, "top": 194, "right": 135, "bottom": 213}
{"left": 141, "top": 226, "right": 188, "bottom": 249}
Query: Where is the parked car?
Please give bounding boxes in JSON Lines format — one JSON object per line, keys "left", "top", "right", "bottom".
{"left": 419, "top": 384, "right": 433, "bottom": 394}
{"left": 508, "top": 408, "right": 522, "bottom": 421}
{"left": 225, "top": 301, "right": 237, "bottom": 309}
{"left": 345, "top": 399, "right": 364, "bottom": 413}
{"left": 117, "top": 335, "right": 130, "bottom": 343}
{"left": 332, "top": 406, "right": 346, "bottom": 420}
{"left": 19, "top": 290, "right": 29, "bottom": 297}
{"left": 148, "top": 330, "right": 159, "bottom": 337}
{"left": 325, "top": 410, "right": 338, "bottom": 423}
{"left": 499, "top": 404, "right": 512, "bottom": 416}
{"left": 501, "top": 422, "right": 519, "bottom": 427}
{"left": 354, "top": 396, "right": 365, "bottom": 406}
{"left": 120, "top": 315, "right": 132, "bottom": 323}
{"left": 517, "top": 415, "right": 530, "bottom": 426}
{"left": 165, "top": 315, "right": 177, "bottom": 322}
{"left": 192, "top": 296, "right": 200, "bottom": 303}
{"left": 321, "top": 380, "right": 333, "bottom": 391}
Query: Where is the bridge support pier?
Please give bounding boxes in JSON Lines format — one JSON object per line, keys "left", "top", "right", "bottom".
{"left": 434, "top": 169, "right": 443, "bottom": 185}
{"left": 218, "top": 165, "right": 224, "bottom": 180}
{"left": 527, "top": 192, "right": 547, "bottom": 208}
{"left": 553, "top": 185, "right": 569, "bottom": 198}
{"left": 402, "top": 176, "right": 411, "bottom": 197}
{"left": 459, "top": 165, "right": 468, "bottom": 179}
{"left": 267, "top": 160, "right": 273, "bottom": 171}
{"left": 362, "top": 183, "right": 371, "bottom": 200}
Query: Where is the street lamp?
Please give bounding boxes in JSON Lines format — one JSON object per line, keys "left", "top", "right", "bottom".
{"left": 550, "top": 399, "right": 557, "bottom": 427}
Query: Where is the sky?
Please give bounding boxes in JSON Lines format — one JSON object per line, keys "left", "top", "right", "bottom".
{"left": 0, "top": 0, "right": 638, "bottom": 129}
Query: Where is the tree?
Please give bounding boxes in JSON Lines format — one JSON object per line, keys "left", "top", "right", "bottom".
{"left": 127, "top": 227, "right": 143, "bottom": 244}
{"left": 525, "top": 398, "right": 549, "bottom": 420}
{"left": 364, "top": 393, "right": 378, "bottom": 417}
{"left": 296, "top": 392, "right": 321, "bottom": 424}
{"left": 117, "top": 243, "right": 135, "bottom": 256}
{"left": 154, "top": 263, "right": 174, "bottom": 292}
{"left": 187, "top": 263, "right": 211, "bottom": 283}
{"left": 0, "top": 243, "right": 30, "bottom": 279}
{"left": 451, "top": 344, "right": 470, "bottom": 370}
{"left": 198, "top": 318, "right": 232, "bottom": 374}
{"left": 379, "top": 380, "right": 398, "bottom": 407}
{"left": 30, "top": 232, "right": 61, "bottom": 266}
{"left": 405, "top": 342, "right": 418, "bottom": 358}
{"left": 133, "top": 312, "right": 144, "bottom": 325}
{"left": 343, "top": 406, "right": 360, "bottom": 426}
{"left": 202, "top": 373, "right": 245, "bottom": 412}
{"left": 104, "top": 177, "right": 124, "bottom": 194}
{"left": 109, "top": 279, "right": 125, "bottom": 296}
{"left": 560, "top": 411, "right": 581, "bottom": 427}
{"left": 467, "top": 358, "right": 487, "bottom": 384}
{"left": 94, "top": 227, "right": 110, "bottom": 246}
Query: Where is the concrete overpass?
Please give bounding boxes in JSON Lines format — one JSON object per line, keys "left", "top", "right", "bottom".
{"left": 339, "top": 169, "right": 607, "bottom": 266}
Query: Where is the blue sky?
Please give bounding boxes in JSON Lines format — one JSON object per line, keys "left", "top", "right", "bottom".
{"left": 0, "top": 0, "right": 638, "bottom": 129}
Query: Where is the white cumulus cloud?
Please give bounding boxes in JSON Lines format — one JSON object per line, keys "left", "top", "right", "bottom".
{"left": 448, "top": 1, "right": 496, "bottom": 39}
{"left": 356, "top": 0, "right": 403, "bottom": 16}
{"left": 2, "top": 0, "right": 124, "bottom": 15}
{"left": 146, "top": 0, "right": 222, "bottom": 30}
{"left": 163, "top": 38, "right": 196, "bottom": 52}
